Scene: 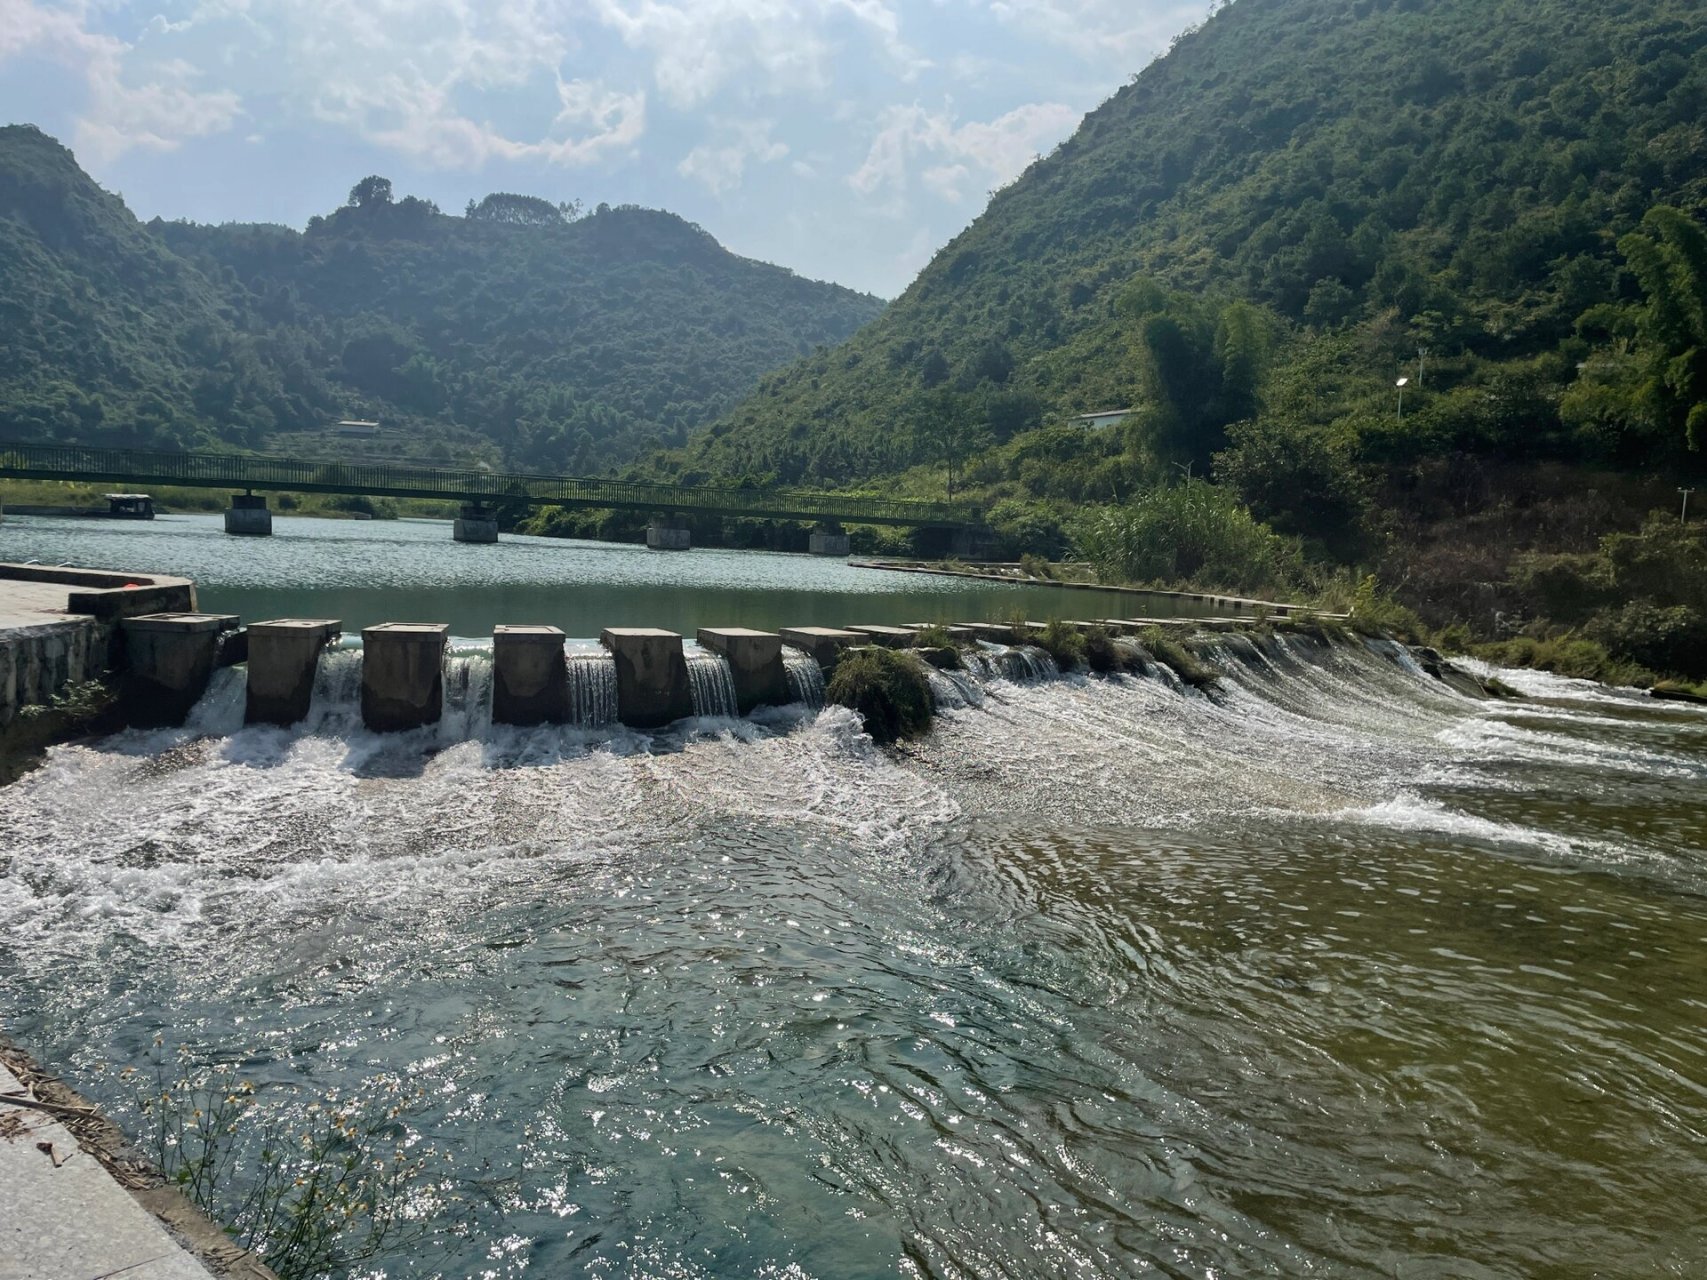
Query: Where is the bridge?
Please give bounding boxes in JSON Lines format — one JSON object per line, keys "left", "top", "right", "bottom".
{"left": 0, "top": 442, "right": 983, "bottom": 550}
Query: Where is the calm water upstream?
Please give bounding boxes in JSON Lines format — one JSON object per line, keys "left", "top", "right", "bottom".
{"left": 0, "top": 513, "right": 1198, "bottom": 636}
{"left": 2, "top": 517, "right": 1705, "bottom": 1279}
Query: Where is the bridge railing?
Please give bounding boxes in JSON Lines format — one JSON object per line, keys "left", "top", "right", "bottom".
{"left": 0, "top": 442, "right": 981, "bottom": 528}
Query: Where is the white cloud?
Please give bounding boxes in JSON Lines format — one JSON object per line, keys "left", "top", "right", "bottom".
{"left": 1, "top": 1, "right": 242, "bottom": 160}
{"left": 678, "top": 118, "right": 788, "bottom": 196}
{"left": 588, "top": 0, "right": 924, "bottom": 108}
{"left": 987, "top": 0, "right": 1206, "bottom": 65}
{"left": 849, "top": 100, "right": 1079, "bottom": 206}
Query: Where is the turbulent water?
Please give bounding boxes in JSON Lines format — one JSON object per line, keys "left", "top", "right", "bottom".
{"left": 2, "top": 634, "right": 1705, "bottom": 1279}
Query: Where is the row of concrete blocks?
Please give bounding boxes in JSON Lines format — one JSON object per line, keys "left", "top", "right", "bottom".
{"left": 223, "top": 496, "right": 856, "bottom": 556}
{"left": 117, "top": 614, "right": 938, "bottom": 733}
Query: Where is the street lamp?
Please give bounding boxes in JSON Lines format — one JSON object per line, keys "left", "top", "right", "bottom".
{"left": 1683, "top": 487, "right": 1696, "bottom": 524}
{"left": 1396, "top": 376, "right": 1410, "bottom": 421}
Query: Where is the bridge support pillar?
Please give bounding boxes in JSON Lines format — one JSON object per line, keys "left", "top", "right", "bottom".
{"left": 224, "top": 493, "right": 272, "bottom": 536}
{"left": 454, "top": 503, "right": 499, "bottom": 544}
{"left": 647, "top": 520, "right": 691, "bottom": 551}
{"left": 361, "top": 623, "right": 448, "bottom": 732}
{"left": 601, "top": 628, "right": 691, "bottom": 728}
{"left": 697, "top": 628, "right": 787, "bottom": 713}
{"left": 809, "top": 523, "right": 851, "bottom": 557}
{"left": 120, "top": 612, "right": 241, "bottom": 727}
{"left": 492, "top": 625, "right": 569, "bottom": 726}
{"left": 245, "top": 618, "right": 340, "bottom": 726}
{"left": 780, "top": 627, "right": 861, "bottom": 673}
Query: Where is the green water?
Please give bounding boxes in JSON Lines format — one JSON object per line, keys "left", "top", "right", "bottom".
{"left": 2, "top": 514, "right": 1704, "bottom": 1279}
{"left": 0, "top": 512, "right": 1205, "bottom": 637}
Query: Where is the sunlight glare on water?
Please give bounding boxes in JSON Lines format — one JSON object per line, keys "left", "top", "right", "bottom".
{"left": 1, "top": 521, "right": 1705, "bottom": 1278}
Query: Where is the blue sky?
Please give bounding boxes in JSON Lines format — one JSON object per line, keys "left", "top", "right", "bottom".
{"left": 0, "top": 0, "right": 1207, "bottom": 296}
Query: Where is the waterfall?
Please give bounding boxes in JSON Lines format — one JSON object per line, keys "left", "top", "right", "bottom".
{"left": 566, "top": 653, "right": 618, "bottom": 727}
{"left": 964, "top": 642, "right": 1059, "bottom": 684}
{"left": 783, "top": 651, "right": 826, "bottom": 708}
{"left": 687, "top": 652, "right": 739, "bottom": 719}
{"left": 183, "top": 666, "right": 246, "bottom": 737}
{"left": 442, "top": 649, "right": 493, "bottom": 741}
{"left": 306, "top": 645, "right": 364, "bottom": 730}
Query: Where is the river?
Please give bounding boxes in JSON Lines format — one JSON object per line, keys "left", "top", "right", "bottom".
{"left": 1, "top": 515, "right": 1704, "bottom": 1279}
{"left": 0, "top": 513, "right": 1199, "bottom": 636}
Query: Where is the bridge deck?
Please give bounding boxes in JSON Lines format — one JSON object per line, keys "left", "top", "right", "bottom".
{"left": 0, "top": 443, "right": 980, "bottom": 529}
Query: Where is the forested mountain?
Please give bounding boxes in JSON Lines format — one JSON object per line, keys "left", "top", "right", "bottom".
{"left": 676, "top": 0, "right": 1707, "bottom": 498}
{"left": 0, "top": 125, "right": 883, "bottom": 471}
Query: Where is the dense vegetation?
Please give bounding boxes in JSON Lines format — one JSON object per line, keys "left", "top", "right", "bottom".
{"left": 0, "top": 125, "right": 881, "bottom": 471}
{"left": 651, "top": 0, "right": 1707, "bottom": 680}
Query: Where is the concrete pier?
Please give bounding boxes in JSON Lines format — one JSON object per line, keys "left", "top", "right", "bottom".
{"left": 646, "top": 521, "right": 692, "bottom": 551}
{"left": 223, "top": 493, "right": 272, "bottom": 536}
{"left": 245, "top": 618, "right": 340, "bottom": 726}
{"left": 697, "top": 628, "right": 787, "bottom": 713}
{"left": 845, "top": 625, "right": 915, "bottom": 648}
{"left": 454, "top": 503, "right": 499, "bottom": 544}
{"left": 809, "top": 529, "right": 851, "bottom": 556}
{"left": 119, "top": 612, "right": 240, "bottom": 728}
{"left": 492, "top": 625, "right": 569, "bottom": 726}
{"left": 360, "top": 623, "right": 448, "bottom": 732}
{"left": 601, "top": 628, "right": 691, "bottom": 727}
{"left": 779, "top": 627, "right": 860, "bottom": 671}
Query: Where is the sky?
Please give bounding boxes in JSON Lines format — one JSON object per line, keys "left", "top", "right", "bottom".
{"left": 0, "top": 0, "right": 1207, "bottom": 297}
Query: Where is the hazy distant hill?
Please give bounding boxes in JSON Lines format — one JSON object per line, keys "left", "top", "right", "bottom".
{"left": 679, "top": 0, "right": 1707, "bottom": 488}
{"left": 0, "top": 124, "right": 884, "bottom": 471}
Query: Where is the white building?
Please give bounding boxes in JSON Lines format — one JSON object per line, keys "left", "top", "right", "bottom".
{"left": 1071, "top": 408, "right": 1133, "bottom": 430}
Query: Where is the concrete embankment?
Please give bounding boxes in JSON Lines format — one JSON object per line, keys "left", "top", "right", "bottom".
{"left": 0, "top": 1038, "right": 276, "bottom": 1280}
{"left": 0, "top": 564, "right": 197, "bottom": 728}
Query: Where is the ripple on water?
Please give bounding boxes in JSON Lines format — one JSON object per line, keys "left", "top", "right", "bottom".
{"left": 0, "top": 643, "right": 1704, "bottom": 1277}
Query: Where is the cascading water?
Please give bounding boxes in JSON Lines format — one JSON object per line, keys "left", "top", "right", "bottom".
{"left": 685, "top": 651, "right": 739, "bottom": 718}
{"left": 783, "top": 650, "right": 826, "bottom": 707}
{"left": 963, "top": 641, "right": 1059, "bottom": 683}
{"left": 565, "top": 651, "right": 617, "bottom": 726}
{"left": 5, "top": 625, "right": 1707, "bottom": 1280}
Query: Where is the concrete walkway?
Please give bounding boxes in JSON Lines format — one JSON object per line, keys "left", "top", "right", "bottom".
{"left": 1, "top": 1061, "right": 218, "bottom": 1280}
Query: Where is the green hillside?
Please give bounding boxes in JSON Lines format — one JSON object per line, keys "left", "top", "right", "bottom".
{"left": 676, "top": 0, "right": 1707, "bottom": 495}
{"left": 0, "top": 125, "right": 883, "bottom": 471}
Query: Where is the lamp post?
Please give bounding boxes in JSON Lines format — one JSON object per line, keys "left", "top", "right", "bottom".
{"left": 1683, "top": 487, "right": 1696, "bottom": 524}
{"left": 1396, "top": 376, "right": 1410, "bottom": 421}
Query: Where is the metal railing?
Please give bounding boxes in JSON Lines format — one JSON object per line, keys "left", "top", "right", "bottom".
{"left": 0, "top": 442, "right": 981, "bottom": 529}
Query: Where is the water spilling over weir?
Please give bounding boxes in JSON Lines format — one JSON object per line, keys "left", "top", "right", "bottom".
{"left": 2, "top": 627, "right": 1706, "bottom": 1279}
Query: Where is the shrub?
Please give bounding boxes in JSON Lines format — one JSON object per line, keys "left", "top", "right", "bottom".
{"left": 826, "top": 648, "right": 935, "bottom": 744}
{"left": 1586, "top": 603, "right": 1707, "bottom": 679}
{"left": 1081, "top": 626, "right": 1126, "bottom": 673}
{"left": 1072, "top": 480, "right": 1304, "bottom": 595}
{"left": 1138, "top": 627, "right": 1221, "bottom": 689}
{"left": 1024, "top": 619, "right": 1087, "bottom": 669}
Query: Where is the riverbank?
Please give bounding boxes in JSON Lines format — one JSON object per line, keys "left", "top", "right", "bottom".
{"left": 0, "top": 1036, "right": 274, "bottom": 1279}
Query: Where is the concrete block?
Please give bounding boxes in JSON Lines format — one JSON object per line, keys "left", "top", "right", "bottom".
{"left": 493, "top": 625, "right": 569, "bottom": 726}
{"left": 646, "top": 523, "right": 692, "bottom": 551}
{"left": 845, "top": 625, "right": 915, "bottom": 648}
{"left": 224, "top": 493, "right": 272, "bottom": 536}
{"left": 964, "top": 622, "right": 1019, "bottom": 644}
{"left": 120, "top": 613, "right": 240, "bottom": 728}
{"left": 360, "top": 623, "right": 448, "bottom": 732}
{"left": 454, "top": 504, "right": 498, "bottom": 544}
{"left": 245, "top": 618, "right": 340, "bottom": 726}
{"left": 808, "top": 532, "right": 851, "bottom": 556}
{"left": 601, "top": 628, "right": 691, "bottom": 727}
{"left": 779, "top": 627, "right": 860, "bottom": 670}
{"left": 697, "top": 628, "right": 787, "bottom": 713}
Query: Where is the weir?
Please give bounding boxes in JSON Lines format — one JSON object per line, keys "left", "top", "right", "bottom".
{"left": 492, "top": 625, "right": 569, "bottom": 726}
{"left": 601, "top": 628, "right": 692, "bottom": 728}
{"left": 245, "top": 617, "right": 340, "bottom": 725}
{"left": 360, "top": 623, "right": 449, "bottom": 732}
{"left": 119, "top": 612, "right": 240, "bottom": 728}
{"left": 697, "top": 628, "right": 788, "bottom": 713}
